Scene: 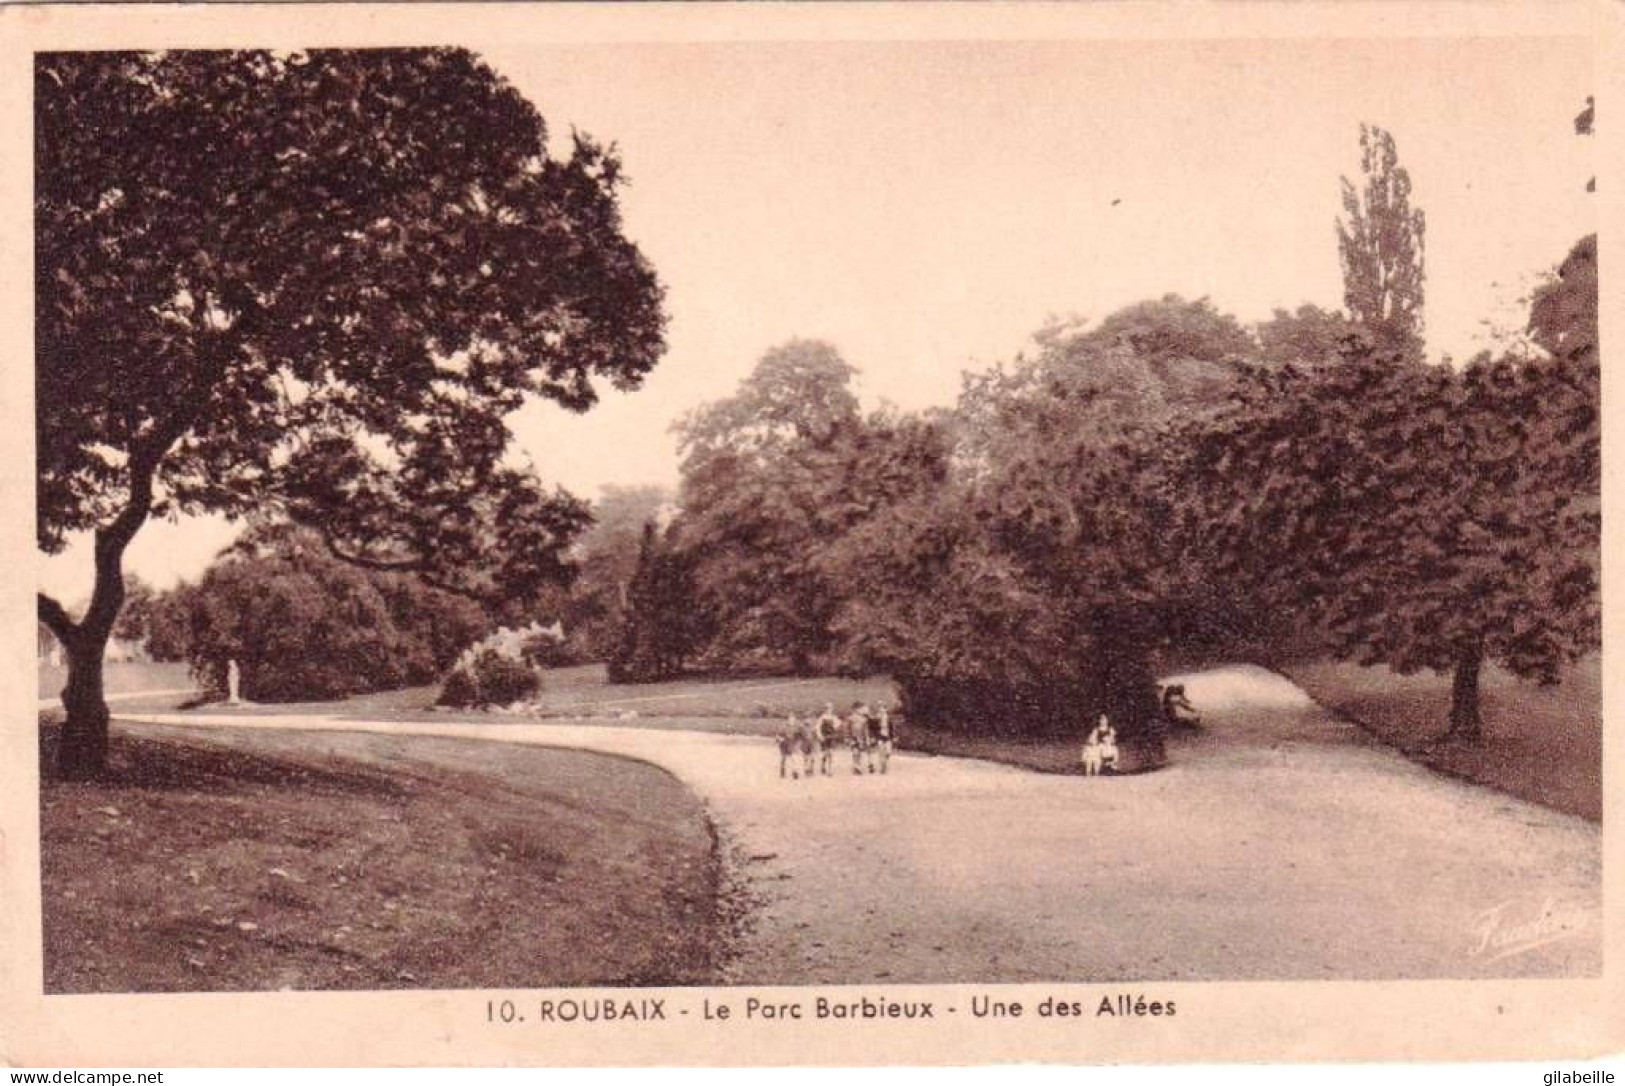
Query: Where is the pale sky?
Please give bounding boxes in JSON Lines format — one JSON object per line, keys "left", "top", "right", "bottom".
{"left": 39, "top": 34, "right": 1595, "bottom": 603}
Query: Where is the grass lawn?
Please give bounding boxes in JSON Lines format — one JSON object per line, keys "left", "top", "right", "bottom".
{"left": 40, "top": 722, "right": 729, "bottom": 992}
{"left": 211, "top": 664, "right": 897, "bottom": 724}
{"left": 1281, "top": 656, "right": 1601, "bottom": 822}
{"left": 38, "top": 660, "right": 194, "bottom": 700}
{"left": 525, "top": 665, "right": 897, "bottom": 718}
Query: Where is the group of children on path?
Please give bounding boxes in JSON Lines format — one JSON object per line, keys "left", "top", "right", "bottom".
{"left": 773, "top": 683, "right": 1202, "bottom": 781}
{"left": 777, "top": 701, "right": 894, "bottom": 779}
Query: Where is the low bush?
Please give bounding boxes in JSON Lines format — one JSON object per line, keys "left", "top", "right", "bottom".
{"left": 437, "top": 624, "right": 555, "bottom": 708}
{"left": 438, "top": 649, "right": 539, "bottom": 708}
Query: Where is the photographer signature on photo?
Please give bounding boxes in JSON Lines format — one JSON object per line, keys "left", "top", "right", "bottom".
{"left": 1469, "top": 896, "right": 1592, "bottom": 962}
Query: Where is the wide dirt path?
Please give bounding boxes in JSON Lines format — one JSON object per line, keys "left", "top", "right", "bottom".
{"left": 123, "top": 665, "right": 1601, "bottom": 983}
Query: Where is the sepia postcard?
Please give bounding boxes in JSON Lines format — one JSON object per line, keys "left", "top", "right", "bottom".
{"left": 1, "top": 0, "right": 1621, "bottom": 1069}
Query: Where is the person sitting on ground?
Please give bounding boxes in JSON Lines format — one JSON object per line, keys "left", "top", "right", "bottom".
{"left": 1081, "top": 713, "right": 1120, "bottom": 775}
{"left": 1161, "top": 683, "right": 1202, "bottom": 730}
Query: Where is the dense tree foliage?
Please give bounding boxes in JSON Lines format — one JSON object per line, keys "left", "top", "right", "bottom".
{"left": 36, "top": 49, "right": 665, "bottom": 775}
{"left": 799, "top": 299, "right": 1258, "bottom": 763}
{"left": 1254, "top": 305, "right": 1360, "bottom": 371}
{"left": 651, "top": 255, "right": 1596, "bottom": 758}
{"left": 671, "top": 340, "right": 863, "bottom": 672}
{"left": 932, "top": 304, "right": 1255, "bottom": 758}
{"left": 1178, "top": 336, "right": 1597, "bottom": 737}
{"left": 184, "top": 540, "right": 489, "bottom": 703}
{"left": 1527, "top": 234, "right": 1598, "bottom": 369}
{"left": 140, "top": 583, "right": 197, "bottom": 663}
{"left": 608, "top": 522, "right": 706, "bottom": 683}
{"left": 568, "top": 485, "right": 671, "bottom": 661}
{"left": 109, "top": 575, "right": 157, "bottom": 646}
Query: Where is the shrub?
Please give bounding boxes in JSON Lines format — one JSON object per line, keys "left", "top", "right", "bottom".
{"left": 437, "top": 666, "right": 479, "bottom": 709}
{"left": 437, "top": 648, "right": 540, "bottom": 708}
{"left": 436, "top": 624, "right": 553, "bottom": 708}
{"left": 896, "top": 674, "right": 1082, "bottom": 738}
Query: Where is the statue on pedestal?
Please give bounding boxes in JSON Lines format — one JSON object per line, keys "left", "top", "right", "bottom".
{"left": 226, "top": 659, "right": 242, "bottom": 706}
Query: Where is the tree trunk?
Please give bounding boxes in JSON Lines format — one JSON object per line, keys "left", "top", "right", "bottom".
{"left": 1090, "top": 626, "right": 1167, "bottom": 772}
{"left": 44, "top": 423, "right": 169, "bottom": 779}
{"left": 1447, "top": 643, "right": 1484, "bottom": 741}
{"left": 52, "top": 510, "right": 142, "bottom": 778}
{"left": 57, "top": 633, "right": 112, "bottom": 780}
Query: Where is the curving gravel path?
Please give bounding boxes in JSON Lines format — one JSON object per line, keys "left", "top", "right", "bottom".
{"left": 122, "top": 665, "right": 1601, "bottom": 983}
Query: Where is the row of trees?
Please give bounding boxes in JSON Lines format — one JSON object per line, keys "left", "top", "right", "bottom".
{"left": 601, "top": 123, "right": 1595, "bottom": 767}
{"left": 97, "top": 224, "right": 1597, "bottom": 763}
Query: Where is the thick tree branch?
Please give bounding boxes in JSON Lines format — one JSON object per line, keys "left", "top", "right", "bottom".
{"left": 319, "top": 526, "right": 428, "bottom": 575}
{"left": 82, "top": 412, "right": 196, "bottom": 639}
{"left": 315, "top": 524, "right": 494, "bottom": 604}
{"left": 418, "top": 570, "right": 494, "bottom": 604}
{"left": 38, "top": 592, "right": 78, "bottom": 647}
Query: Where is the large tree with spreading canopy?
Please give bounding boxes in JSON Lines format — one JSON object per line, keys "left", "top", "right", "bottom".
{"left": 1178, "top": 334, "right": 1597, "bottom": 740}
{"left": 830, "top": 298, "right": 1255, "bottom": 765}
{"left": 36, "top": 49, "right": 666, "bottom": 776}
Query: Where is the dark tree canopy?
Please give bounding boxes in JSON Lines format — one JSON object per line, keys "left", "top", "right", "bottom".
{"left": 672, "top": 340, "right": 866, "bottom": 672}
{"left": 1179, "top": 341, "right": 1598, "bottom": 737}
{"left": 955, "top": 296, "right": 1250, "bottom": 480}
{"left": 186, "top": 530, "right": 489, "bottom": 702}
{"left": 1527, "top": 234, "right": 1598, "bottom": 370}
{"left": 609, "top": 522, "right": 705, "bottom": 683}
{"left": 1078, "top": 294, "right": 1257, "bottom": 372}
{"left": 832, "top": 300, "right": 1261, "bottom": 759}
{"left": 36, "top": 48, "right": 666, "bottom": 775}
{"left": 37, "top": 48, "right": 664, "bottom": 595}
{"left": 1337, "top": 124, "right": 1426, "bottom": 354}
{"left": 566, "top": 484, "right": 672, "bottom": 659}
{"left": 675, "top": 338, "right": 860, "bottom": 470}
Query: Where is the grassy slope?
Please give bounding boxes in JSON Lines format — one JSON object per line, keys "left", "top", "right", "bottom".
{"left": 40, "top": 723, "right": 728, "bottom": 993}
{"left": 1281, "top": 656, "right": 1601, "bottom": 822}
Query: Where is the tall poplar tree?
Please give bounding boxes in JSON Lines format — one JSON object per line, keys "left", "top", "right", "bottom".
{"left": 1336, "top": 124, "right": 1427, "bottom": 354}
